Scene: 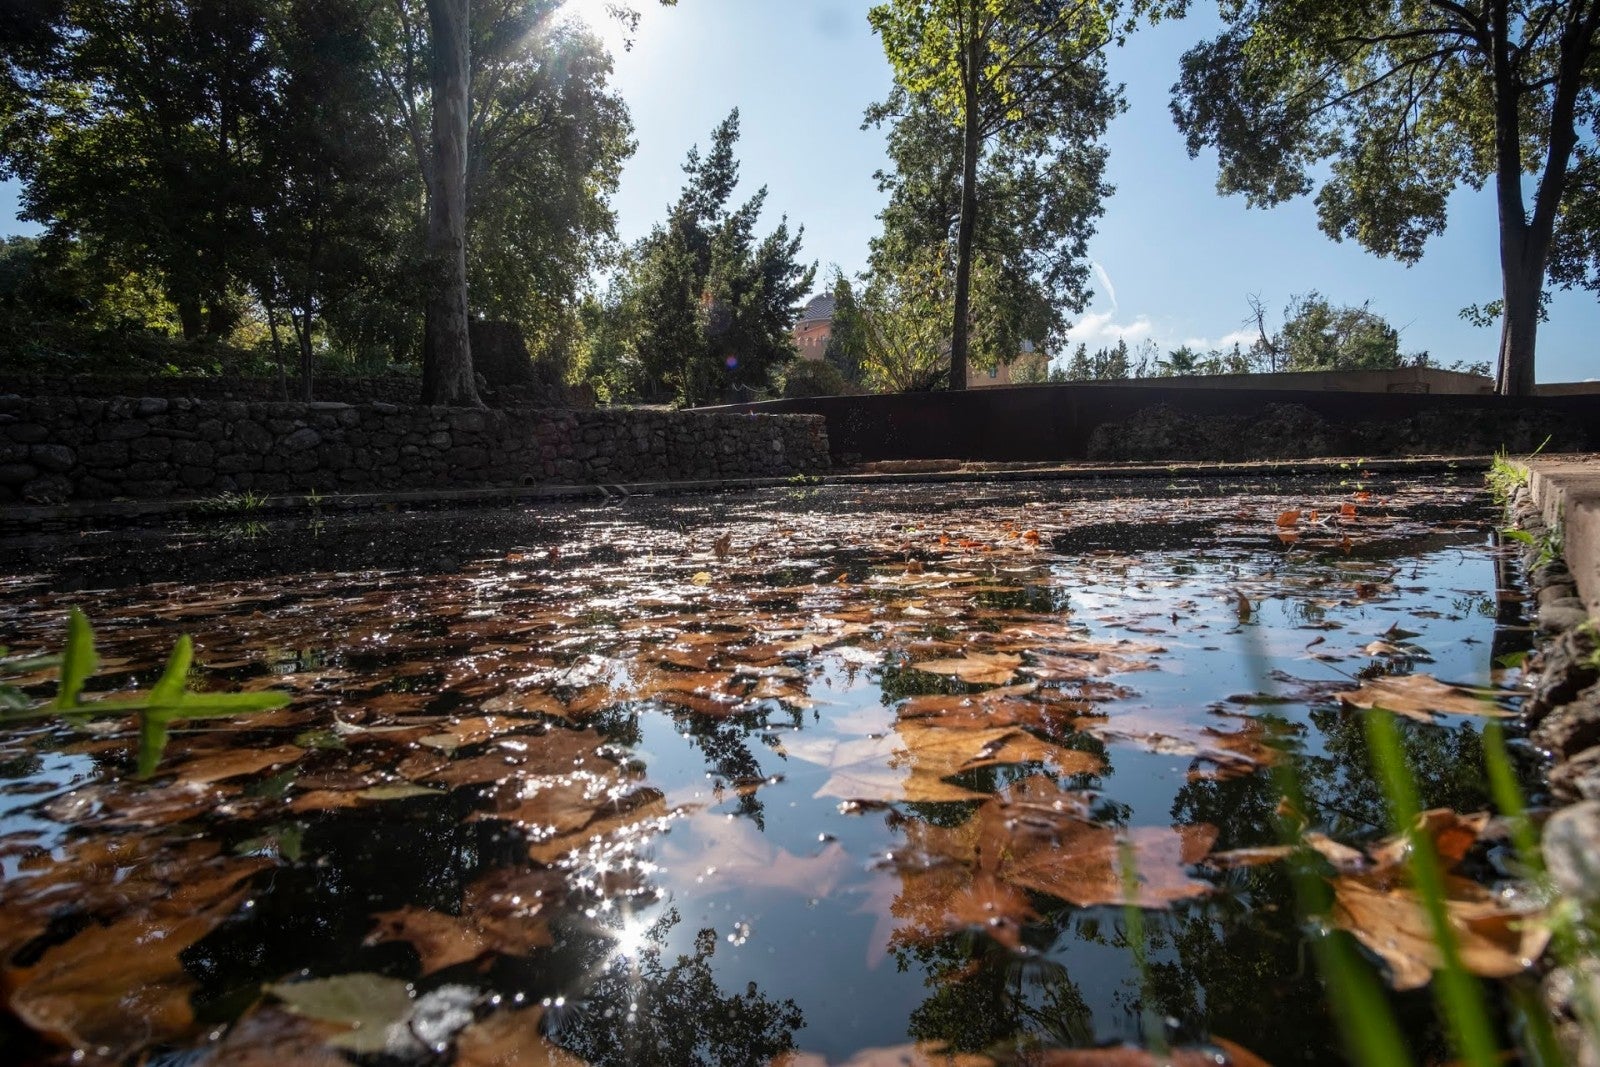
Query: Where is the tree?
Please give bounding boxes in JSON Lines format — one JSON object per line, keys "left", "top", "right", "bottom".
{"left": 822, "top": 268, "right": 868, "bottom": 387}
{"left": 255, "top": 0, "right": 414, "bottom": 398}
{"left": 1171, "top": 1, "right": 1600, "bottom": 396}
{"left": 868, "top": 0, "right": 1125, "bottom": 390}
{"left": 418, "top": 0, "right": 478, "bottom": 405}
{"left": 1, "top": 0, "right": 282, "bottom": 339}
{"left": 1277, "top": 292, "right": 1409, "bottom": 371}
{"left": 849, "top": 255, "right": 954, "bottom": 392}
{"left": 377, "top": 1, "right": 636, "bottom": 386}
{"left": 610, "top": 111, "right": 814, "bottom": 406}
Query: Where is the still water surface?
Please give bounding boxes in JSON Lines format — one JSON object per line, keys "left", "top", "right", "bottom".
{"left": 0, "top": 475, "right": 1540, "bottom": 1065}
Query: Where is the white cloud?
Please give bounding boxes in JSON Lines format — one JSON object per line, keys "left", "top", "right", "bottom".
{"left": 1064, "top": 311, "right": 1154, "bottom": 347}
{"left": 1091, "top": 261, "right": 1118, "bottom": 312}
{"left": 1179, "top": 328, "right": 1257, "bottom": 352}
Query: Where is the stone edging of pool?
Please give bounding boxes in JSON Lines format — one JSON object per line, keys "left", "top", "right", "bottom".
{"left": 1507, "top": 454, "right": 1600, "bottom": 1062}
{"left": 0, "top": 454, "right": 1491, "bottom": 533}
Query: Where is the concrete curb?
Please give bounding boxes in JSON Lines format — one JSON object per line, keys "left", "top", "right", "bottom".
{"left": 1522, "top": 454, "right": 1600, "bottom": 618}
{"left": 1508, "top": 455, "right": 1600, "bottom": 1065}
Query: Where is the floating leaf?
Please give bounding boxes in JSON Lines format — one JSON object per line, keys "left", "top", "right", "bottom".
{"left": 455, "top": 1007, "right": 588, "bottom": 1066}
{"left": 1334, "top": 674, "right": 1513, "bottom": 722}
{"left": 365, "top": 905, "right": 550, "bottom": 974}
{"left": 912, "top": 652, "right": 1022, "bottom": 686}
{"left": 264, "top": 973, "right": 413, "bottom": 1054}
{"left": 782, "top": 721, "right": 1100, "bottom": 805}
{"left": 1329, "top": 875, "right": 1546, "bottom": 992}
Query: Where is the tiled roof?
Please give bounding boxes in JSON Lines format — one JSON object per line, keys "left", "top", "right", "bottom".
{"left": 796, "top": 293, "right": 836, "bottom": 325}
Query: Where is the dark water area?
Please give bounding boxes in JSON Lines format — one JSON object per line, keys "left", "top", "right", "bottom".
{"left": 0, "top": 475, "right": 1547, "bottom": 1065}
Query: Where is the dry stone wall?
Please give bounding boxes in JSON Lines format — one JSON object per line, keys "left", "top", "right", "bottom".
{"left": 0, "top": 395, "right": 830, "bottom": 504}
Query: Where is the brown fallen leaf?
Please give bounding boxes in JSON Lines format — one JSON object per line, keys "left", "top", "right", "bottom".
{"left": 5, "top": 890, "right": 251, "bottom": 1057}
{"left": 1002, "top": 820, "right": 1218, "bottom": 909}
{"left": 1029, "top": 1037, "right": 1270, "bottom": 1065}
{"left": 171, "top": 743, "right": 304, "bottom": 784}
{"left": 1334, "top": 674, "right": 1513, "bottom": 723}
{"left": 782, "top": 721, "right": 1101, "bottom": 805}
{"left": 455, "top": 1006, "right": 588, "bottom": 1066}
{"left": 912, "top": 652, "right": 1023, "bottom": 686}
{"left": 365, "top": 903, "right": 551, "bottom": 974}
{"left": 1329, "top": 874, "right": 1547, "bottom": 991}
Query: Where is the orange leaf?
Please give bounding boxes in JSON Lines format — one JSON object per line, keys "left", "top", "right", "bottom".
{"left": 1339, "top": 502, "right": 1357, "bottom": 518}
{"left": 1275, "top": 509, "right": 1301, "bottom": 528}
{"left": 1022, "top": 529, "right": 1041, "bottom": 542}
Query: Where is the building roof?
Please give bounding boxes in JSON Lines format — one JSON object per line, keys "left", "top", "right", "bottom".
{"left": 796, "top": 293, "right": 836, "bottom": 325}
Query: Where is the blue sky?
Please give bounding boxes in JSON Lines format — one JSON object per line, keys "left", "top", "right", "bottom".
{"left": 6, "top": 0, "right": 1598, "bottom": 382}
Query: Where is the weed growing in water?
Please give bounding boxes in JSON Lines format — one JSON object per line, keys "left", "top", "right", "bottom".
{"left": 0, "top": 608, "right": 288, "bottom": 777}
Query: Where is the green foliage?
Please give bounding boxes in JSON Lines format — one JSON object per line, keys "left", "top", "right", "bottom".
{"left": 1171, "top": 0, "right": 1600, "bottom": 394}
{"left": 1, "top": 608, "right": 289, "bottom": 779}
{"left": 780, "top": 358, "right": 852, "bottom": 399}
{"left": 594, "top": 111, "right": 815, "bottom": 406}
{"left": 0, "top": 0, "right": 641, "bottom": 385}
{"left": 822, "top": 268, "right": 868, "bottom": 387}
{"left": 834, "top": 259, "right": 951, "bottom": 392}
{"left": 866, "top": 0, "right": 1125, "bottom": 380}
{"left": 1278, "top": 292, "right": 1409, "bottom": 371}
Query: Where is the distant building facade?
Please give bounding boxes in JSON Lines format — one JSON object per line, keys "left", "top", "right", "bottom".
{"left": 793, "top": 294, "right": 835, "bottom": 363}
{"left": 789, "top": 292, "right": 1045, "bottom": 390}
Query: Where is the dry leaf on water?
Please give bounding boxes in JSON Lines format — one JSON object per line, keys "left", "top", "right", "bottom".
{"left": 263, "top": 973, "right": 413, "bottom": 1054}
{"left": 455, "top": 1006, "right": 588, "bottom": 1066}
{"left": 1028, "top": 1038, "right": 1271, "bottom": 1066}
{"left": 365, "top": 904, "right": 551, "bottom": 974}
{"left": 912, "top": 652, "right": 1023, "bottom": 686}
{"left": 782, "top": 721, "right": 1102, "bottom": 804}
{"left": 1334, "top": 674, "right": 1513, "bottom": 722}
{"left": 5, "top": 855, "right": 264, "bottom": 1059}
{"left": 1329, "top": 875, "right": 1547, "bottom": 991}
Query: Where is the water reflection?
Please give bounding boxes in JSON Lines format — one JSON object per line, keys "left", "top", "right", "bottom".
{"left": 0, "top": 474, "right": 1541, "bottom": 1064}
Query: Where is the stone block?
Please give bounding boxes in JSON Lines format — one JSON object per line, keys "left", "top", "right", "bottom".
{"left": 99, "top": 420, "right": 150, "bottom": 441}
{"left": 29, "top": 443, "right": 75, "bottom": 472}
{"left": 281, "top": 426, "right": 322, "bottom": 452}
{"left": 7, "top": 422, "right": 49, "bottom": 443}
{"left": 0, "top": 462, "right": 39, "bottom": 486}
{"left": 130, "top": 436, "right": 173, "bottom": 460}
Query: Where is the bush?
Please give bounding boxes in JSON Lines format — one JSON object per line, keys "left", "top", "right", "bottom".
{"left": 781, "top": 358, "right": 851, "bottom": 398}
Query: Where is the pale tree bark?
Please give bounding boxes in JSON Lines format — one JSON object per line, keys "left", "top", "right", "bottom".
{"left": 421, "top": 0, "right": 482, "bottom": 406}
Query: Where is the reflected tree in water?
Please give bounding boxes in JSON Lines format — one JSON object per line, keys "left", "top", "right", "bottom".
{"left": 552, "top": 907, "right": 804, "bottom": 1067}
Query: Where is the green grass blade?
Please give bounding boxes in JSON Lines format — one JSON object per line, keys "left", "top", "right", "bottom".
{"left": 1365, "top": 710, "right": 1501, "bottom": 1067}
{"left": 51, "top": 608, "right": 97, "bottom": 710}
{"left": 136, "top": 712, "right": 170, "bottom": 780}
{"left": 166, "top": 690, "right": 291, "bottom": 718}
{"left": 149, "top": 634, "right": 193, "bottom": 706}
{"left": 1482, "top": 721, "right": 1541, "bottom": 874}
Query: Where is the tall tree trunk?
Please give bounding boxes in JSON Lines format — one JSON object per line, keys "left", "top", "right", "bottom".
{"left": 1496, "top": 231, "right": 1542, "bottom": 397}
{"left": 421, "top": 0, "right": 481, "bottom": 407}
{"left": 949, "top": 62, "right": 981, "bottom": 393}
{"left": 264, "top": 294, "right": 290, "bottom": 401}
{"left": 293, "top": 307, "right": 315, "bottom": 402}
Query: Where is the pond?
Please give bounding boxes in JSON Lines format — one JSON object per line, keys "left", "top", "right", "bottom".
{"left": 0, "top": 473, "right": 1547, "bottom": 1066}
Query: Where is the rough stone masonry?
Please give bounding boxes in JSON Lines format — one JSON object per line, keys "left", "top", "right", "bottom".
{"left": 0, "top": 395, "right": 831, "bottom": 504}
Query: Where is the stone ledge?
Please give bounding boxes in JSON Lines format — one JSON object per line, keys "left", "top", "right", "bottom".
{"left": 1523, "top": 454, "right": 1600, "bottom": 617}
